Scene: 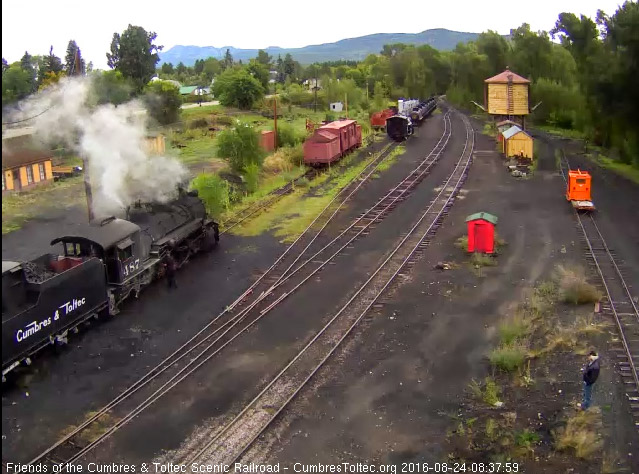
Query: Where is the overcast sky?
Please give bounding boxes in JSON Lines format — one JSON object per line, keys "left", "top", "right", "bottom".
{"left": 2, "top": 0, "right": 623, "bottom": 69}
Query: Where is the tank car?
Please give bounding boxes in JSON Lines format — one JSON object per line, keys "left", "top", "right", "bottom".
{"left": 1, "top": 186, "right": 219, "bottom": 380}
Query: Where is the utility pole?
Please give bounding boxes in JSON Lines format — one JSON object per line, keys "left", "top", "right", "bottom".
{"left": 345, "top": 93, "right": 348, "bottom": 119}
{"left": 273, "top": 96, "right": 278, "bottom": 151}
{"left": 76, "top": 47, "right": 94, "bottom": 221}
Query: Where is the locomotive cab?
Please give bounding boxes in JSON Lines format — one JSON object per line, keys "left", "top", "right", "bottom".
{"left": 51, "top": 217, "right": 143, "bottom": 285}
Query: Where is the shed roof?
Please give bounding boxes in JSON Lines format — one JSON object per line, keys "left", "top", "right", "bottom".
{"left": 50, "top": 218, "right": 140, "bottom": 251}
{"left": 2, "top": 148, "right": 53, "bottom": 170}
{"left": 179, "top": 86, "right": 199, "bottom": 95}
{"left": 496, "top": 120, "right": 519, "bottom": 128}
{"left": 485, "top": 69, "right": 530, "bottom": 84}
{"left": 501, "top": 125, "right": 532, "bottom": 140}
{"left": 466, "top": 212, "right": 498, "bottom": 225}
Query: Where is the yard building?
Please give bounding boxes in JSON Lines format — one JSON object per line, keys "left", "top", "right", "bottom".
{"left": 466, "top": 212, "right": 498, "bottom": 254}
{"left": 2, "top": 149, "right": 54, "bottom": 193}
{"left": 501, "top": 125, "right": 533, "bottom": 159}
{"left": 485, "top": 68, "right": 530, "bottom": 129}
{"left": 144, "top": 133, "right": 166, "bottom": 155}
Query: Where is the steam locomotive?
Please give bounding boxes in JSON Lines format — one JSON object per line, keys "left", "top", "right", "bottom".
{"left": 387, "top": 97, "right": 438, "bottom": 141}
{"left": 1, "top": 186, "right": 219, "bottom": 380}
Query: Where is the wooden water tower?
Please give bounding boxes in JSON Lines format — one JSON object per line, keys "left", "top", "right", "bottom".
{"left": 484, "top": 68, "right": 530, "bottom": 129}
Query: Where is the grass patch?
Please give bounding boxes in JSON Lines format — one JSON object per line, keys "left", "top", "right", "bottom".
{"left": 230, "top": 149, "right": 379, "bottom": 242}
{"left": 498, "top": 313, "right": 530, "bottom": 345}
{"left": 489, "top": 343, "right": 527, "bottom": 372}
{"left": 470, "top": 253, "right": 498, "bottom": 267}
{"left": 376, "top": 144, "right": 405, "bottom": 172}
{"left": 455, "top": 235, "right": 468, "bottom": 251}
{"left": 587, "top": 153, "right": 639, "bottom": 185}
{"left": 482, "top": 122, "right": 497, "bottom": 138}
{"left": 59, "top": 410, "right": 119, "bottom": 445}
{"left": 555, "top": 265, "right": 602, "bottom": 305}
{"left": 553, "top": 407, "right": 603, "bottom": 459}
{"left": 535, "top": 125, "right": 586, "bottom": 140}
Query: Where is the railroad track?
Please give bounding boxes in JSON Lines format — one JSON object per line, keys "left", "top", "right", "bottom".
{"left": 559, "top": 153, "right": 639, "bottom": 429}
{"left": 181, "top": 111, "right": 474, "bottom": 466}
{"left": 221, "top": 137, "right": 392, "bottom": 234}
{"left": 26, "top": 108, "right": 453, "bottom": 468}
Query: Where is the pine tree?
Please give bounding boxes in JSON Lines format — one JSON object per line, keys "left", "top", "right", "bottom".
{"left": 65, "top": 40, "right": 86, "bottom": 75}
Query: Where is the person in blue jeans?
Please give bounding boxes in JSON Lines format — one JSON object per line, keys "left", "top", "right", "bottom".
{"left": 581, "top": 351, "right": 600, "bottom": 410}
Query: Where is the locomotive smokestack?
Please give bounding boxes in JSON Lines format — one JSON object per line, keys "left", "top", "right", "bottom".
{"left": 82, "top": 156, "right": 94, "bottom": 221}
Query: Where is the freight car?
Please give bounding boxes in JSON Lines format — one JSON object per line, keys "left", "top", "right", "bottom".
{"left": 370, "top": 109, "right": 396, "bottom": 130}
{"left": 386, "top": 115, "right": 414, "bottom": 141}
{"left": 304, "top": 119, "right": 362, "bottom": 165}
{"left": 1, "top": 186, "right": 219, "bottom": 380}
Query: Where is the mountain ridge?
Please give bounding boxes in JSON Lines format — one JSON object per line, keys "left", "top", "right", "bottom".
{"left": 159, "top": 28, "right": 480, "bottom": 66}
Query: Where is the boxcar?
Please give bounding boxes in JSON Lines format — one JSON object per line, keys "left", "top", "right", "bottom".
{"left": 304, "top": 120, "right": 362, "bottom": 166}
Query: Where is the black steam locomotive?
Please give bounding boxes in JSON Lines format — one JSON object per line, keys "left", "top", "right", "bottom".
{"left": 1, "top": 187, "right": 219, "bottom": 380}
{"left": 387, "top": 97, "right": 438, "bottom": 141}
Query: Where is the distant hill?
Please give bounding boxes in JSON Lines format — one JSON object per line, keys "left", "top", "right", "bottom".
{"left": 159, "top": 29, "right": 479, "bottom": 66}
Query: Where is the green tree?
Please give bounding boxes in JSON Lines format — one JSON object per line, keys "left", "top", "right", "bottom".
{"left": 106, "top": 24, "right": 163, "bottom": 92}
{"left": 476, "top": 31, "right": 511, "bottom": 74}
{"left": 247, "top": 59, "right": 270, "bottom": 90}
{"left": 176, "top": 62, "right": 187, "bottom": 75}
{"left": 20, "top": 51, "right": 36, "bottom": 92}
{"left": 223, "top": 49, "right": 234, "bottom": 70}
{"left": 64, "top": 40, "right": 85, "bottom": 76}
{"left": 2, "top": 63, "right": 33, "bottom": 105}
{"left": 194, "top": 59, "right": 204, "bottom": 74}
{"left": 256, "top": 49, "right": 272, "bottom": 67}
{"left": 38, "top": 46, "right": 63, "bottom": 85}
{"left": 213, "top": 68, "right": 264, "bottom": 109}
{"left": 510, "top": 24, "right": 553, "bottom": 81}
{"left": 161, "top": 62, "right": 174, "bottom": 75}
{"left": 143, "top": 80, "right": 182, "bottom": 125}
{"left": 89, "top": 70, "right": 133, "bottom": 105}
{"left": 202, "top": 57, "right": 221, "bottom": 82}
{"left": 217, "top": 121, "right": 263, "bottom": 173}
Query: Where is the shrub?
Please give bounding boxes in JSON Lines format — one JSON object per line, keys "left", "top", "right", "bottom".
{"left": 243, "top": 163, "right": 260, "bottom": 194}
{"left": 143, "top": 80, "right": 182, "bottom": 126}
{"left": 275, "top": 122, "right": 302, "bottom": 148}
{"left": 555, "top": 265, "right": 602, "bottom": 304}
{"left": 455, "top": 235, "right": 469, "bottom": 251}
{"left": 490, "top": 343, "right": 527, "bottom": 372}
{"left": 212, "top": 115, "right": 235, "bottom": 126}
{"left": 189, "top": 118, "right": 209, "bottom": 129}
{"left": 468, "top": 377, "right": 501, "bottom": 406}
{"left": 295, "top": 177, "right": 310, "bottom": 188}
{"left": 190, "top": 173, "right": 230, "bottom": 219}
{"left": 217, "top": 121, "right": 264, "bottom": 173}
{"left": 212, "top": 68, "right": 264, "bottom": 109}
{"left": 471, "top": 253, "right": 497, "bottom": 267}
{"left": 554, "top": 408, "right": 603, "bottom": 458}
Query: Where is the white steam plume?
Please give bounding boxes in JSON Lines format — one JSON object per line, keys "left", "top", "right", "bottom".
{"left": 5, "top": 77, "right": 187, "bottom": 217}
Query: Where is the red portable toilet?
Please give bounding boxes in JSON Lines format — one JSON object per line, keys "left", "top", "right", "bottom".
{"left": 466, "top": 212, "right": 498, "bottom": 254}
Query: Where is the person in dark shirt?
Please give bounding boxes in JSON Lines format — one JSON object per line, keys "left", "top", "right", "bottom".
{"left": 164, "top": 254, "right": 177, "bottom": 290}
{"left": 581, "top": 351, "right": 600, "bottom": 410}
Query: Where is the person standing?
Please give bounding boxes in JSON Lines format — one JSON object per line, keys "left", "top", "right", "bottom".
{"left": 164, "top": 254, "right": 177, "bottom": 290}
{"left": 581, "top": 351, "right": 600, "bottom": 410}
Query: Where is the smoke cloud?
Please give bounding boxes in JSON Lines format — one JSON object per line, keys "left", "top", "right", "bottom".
{"left": 5, "top": 77, "right": 187, "bottom": 217}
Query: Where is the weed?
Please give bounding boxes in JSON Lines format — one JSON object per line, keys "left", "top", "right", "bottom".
{"left": 490, "top": 343, "right": 527, "bottom": 372}
{"left": 555, "top": 265, "right": 602, "bottom": 304}
{"left": 517, "top": 360, "right": 535, "bottom": 387}
{"left": 296, "top": 177, "right": 310, "bottom": 188}
{"left": 189, "top": 118, "right": 209, "bottom": 129}
{"left": 469, "top": 377, "right": 502, "bottom": 406}
{"left": 485, "top": 418, "right": 498, "bottom": 441}
{"left": 471, "top": 253, "right": 498, "bottom": 267}
{"left": 515, "top": 429, "right": 541, "bottom": 447}
{"left": 455, "top": 236, "right": 469, "bottom": 251}
{"left": 554, "top": 407, "right": 603, "bottom": 458}
{"left": 498, "top": 313, "right": 530, "bottom": 345}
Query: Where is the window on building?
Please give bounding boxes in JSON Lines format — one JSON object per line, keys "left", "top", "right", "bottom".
{"left": 26, "top": 166, "right": 34, "bottom": 184}
{"left": 1, "top": 173, "right": 5, "bottom": 191}
{"left": 39, "top": 163, "right": 45, "bottom": 181}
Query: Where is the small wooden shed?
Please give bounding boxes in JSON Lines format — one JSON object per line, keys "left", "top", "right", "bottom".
{"left": 144, "top": 132, "right": 166, "bottom": 155}
{"left": 2, "top": 149, "right": 54, "bottom": 193}
{"left": 501, "top": 126, "right": 533, "bottom": 159}
{"left": 466, "top": 212, "right": 498, "bottom": 254}
{"left": 259, "top": 130, "right": 275, "bottom": 153}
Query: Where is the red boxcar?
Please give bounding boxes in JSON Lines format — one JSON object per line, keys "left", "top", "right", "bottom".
{"left": 303, "top": 130, "right": 341, "bottom": 164}
{"left": 304, "top": 120, "right": 362, "bottom": 165}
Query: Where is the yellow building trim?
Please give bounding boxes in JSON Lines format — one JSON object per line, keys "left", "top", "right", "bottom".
{"left": 45, "top": 160, "right": 53, "bottom": 180}
{"left": 4, "top": 170, "right": 14, "bottom": 191}
{"left": 33, "top": 164, "right": 41, "bottom": 183}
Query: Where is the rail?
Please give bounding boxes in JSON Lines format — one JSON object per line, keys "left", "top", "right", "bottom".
{"left": 185, "top": 111, "right": 474, "bottom": 465}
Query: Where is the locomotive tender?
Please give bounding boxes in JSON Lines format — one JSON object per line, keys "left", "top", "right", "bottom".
{"left": 1, "top": 187, "right": 219, "bottom": 380}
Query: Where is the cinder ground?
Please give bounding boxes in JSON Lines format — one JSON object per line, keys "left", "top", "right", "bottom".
{"left": 253, "top": 124, "right": 639, "bottom": 470}
{"left": 3, "top": 112, "right": 638, "bottom": 470}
